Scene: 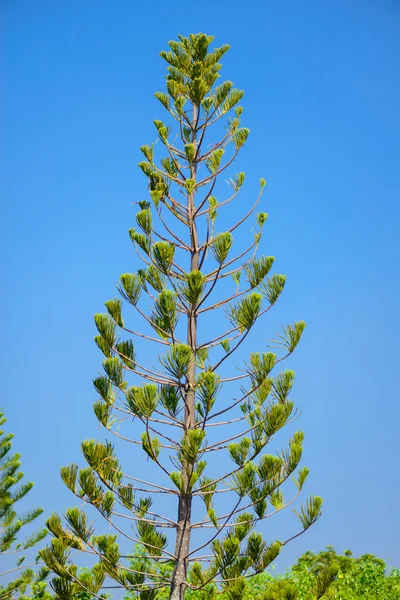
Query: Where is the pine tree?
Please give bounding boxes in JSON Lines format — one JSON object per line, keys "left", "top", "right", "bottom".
{"left": 0, "top": 409, "right": 48, "bottom": 599}
{"left": 40, "top": 33, "right": 322, "bottom": 600}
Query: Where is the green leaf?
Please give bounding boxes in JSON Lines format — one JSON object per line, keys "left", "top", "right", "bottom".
{"left": 136, "top": 208, "right": 152, "bottom": 235}
{"left": 293, "top": 466, "right": 309, "bottom": 491}
{"left": 129, "top": 228, "right": 152, "bottom": 256}
{"left": 65, "top": 508, "right": 93, "bottom": 542}
{"left": 180, "top": 270, "right": 206, "bottom": 304}
{"left": 271, "top": 370, "right": 295, "bottom": 403}
{"left": 94, "top": 313, "right": 116, "bottom": 356}
{"left": 246, "top": 532, "right": 266, "bottom": 564}
{"left": 102, "top": 357, "right": 124, "bottom": 386}
{"left": 160, "top": 344, "right": 192, "bottom": 379}
{"left": 212, "top": 232, "right": 233, "bottom": 264}
{"left": 115, "top": 339, "right": 136, "bottom": 369}
{"left": 159, "top": 385, "right": 181, "bottom": 417}
{"left": 174, "top": 96, "right": 187, "bottom": 114}
{"left": 145, "top": 265, "right": 166, "bottom": 292}
{"left": 208, "top": 195, "right": 218, "bottom": 223}
{"left": 270, "top": 321, "right": 306, "bottom": 353}
{"left": 221, "top": 339, "right": 230, "bottom": 353}
{"left": 170, "top": 471, "right": 184, "bottom": 493}
{"left": 257, "top": 455, "right": 282, "bottom": 482}
{"left": 228, "top": 512, "right": 254, "bottom": 542}
{"left": 248, "top": 351, "right": 276, "bottom": 388}
{"left": 161, "top": 156, "right": 179, "bottom": 177}
{"left": 118, "top": 272, "right": 143, "bottom": 305}
{"left": 60, "top": 464, "right": 78, "bottom": 493}
{"left": 184, "top": 143, "right": 196, "bottom": 164}
{"left": 151, "top": 290, "right": 178, "bottom": 339}
{"left": 196, "top": 371, "right": 221, "bottom": 414}
{"left": 153, "top": 241, "right": 175, "bottom": 274}
{"left": 178, "top": 429, "right": 206, "bottom": 464}
{"left": 221, "top": 88, "right": 245, "bottom": 114}
{"left": 196, "top": 347, "right": 209, "bottom": 369}
{"left": 141, "top": 433, "right": 161, "bottom": 460}
{"left": 154, "top": 119, "right": 170, "bottom": 142}
{"left": 232, "top": 127, "right": 250, "bottom": 150}
{"left": 214, "top": 81, "right": 233, "bottom": 107}
{"left": 206, "top": 149, "right": 225, "bottom": 173}
{"left": 244, "top": 255, "right": 275, "bottom": 288}
{"left": 294, "top": 495, "right": 323, "bottom": 529}
{"left": 198, "top": 477, "right": 217, "bottom": 510}
{"left": 93, "top": 376, "right": 114, "bottom": 403}
{"left": 93, "top": 400, "right": 112, "bottom": 428}
{"left": 105, "top": 298, "right": 124, "bottom": 328}
{"left": 228, "top": 172, "right": 245, "bottom": 192}
{"left": 140, "top": 144, "right": 154, "bottom": 162}
{"left": 263, "top": 401, "right": 294, "bottom": 438}
{"left": 188, "top": 76, "right": 209, "bottom": 103}
{"left": 227, "top": 293, "right": 262, "bottom": 332}
{"left": 207, "top": 507, "right": 218, "bottom": 527}
{"left": 126, "top": 384, "right": 159, "bottom": 418}
{"left": 154, "top": 92, "right": 170, "bottom": 111}
{"left": 260, "top": 541, "right": 282, "bottom": 571}
{"left": 230, "top": 463, "right": 256, "bottom": 496}
{"left": 269, "top": 489, "right": 284, "bottom": 509}
{"left": 259, "top": 273, "right": 286, "bottom": 306}
{"left": 185, "top": 178, "right": 196, "bottom": 194}
{"left": 228, "top": 438, "right": 251, "bottom": 467}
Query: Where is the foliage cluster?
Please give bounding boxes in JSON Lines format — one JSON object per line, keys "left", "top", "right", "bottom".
{"left": 0, "top": 409, "right": 48, "bottom": 600}
{"left": 123, "top": 546, "right": 400, "bottom": 600}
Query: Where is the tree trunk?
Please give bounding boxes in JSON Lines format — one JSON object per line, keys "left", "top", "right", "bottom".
{"left": 169, "top": 494, "right": 192, "bottom": 600}
{"left": 169, "top": 109, "right": 199, "bottom": 600}
{"left": 169, "top": 258, "right": 198, "bottom": 600}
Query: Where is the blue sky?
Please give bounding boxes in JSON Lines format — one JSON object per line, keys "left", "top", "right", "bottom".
{"left": 3, "top": 0, "right": 400, "bottom": 575}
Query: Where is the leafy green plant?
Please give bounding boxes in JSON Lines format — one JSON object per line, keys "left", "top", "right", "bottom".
{"left": 0, "top": 408, "right": 48, "bottom": 600}
{"left": 122, "top": 545, "right": 400, "bottom": 600}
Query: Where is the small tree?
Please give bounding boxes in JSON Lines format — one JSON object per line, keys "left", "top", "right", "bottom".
{"left": 41, "top": 33, "right": 322, "bottom": 600}
{"left": 0, "top": 409, "right": 48, "bottom": 599}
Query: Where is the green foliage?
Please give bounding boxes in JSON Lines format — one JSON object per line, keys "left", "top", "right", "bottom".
{"left": 123, "top": 546, "right": 400, "bottom": 600}
{"left": 270, "top": 321, "right": 306, "bottom": 353}
{"left": 160, "top": 344, "right": 192, "bottom": 380}
{"left": 153, "top": 242, "right": 175, "bottom": 274}
{"left": 196, "top": 371, "right": 221, "bottom": 416}
{"left": 0, "top": 409, "right": 48, "bottom": 599}
{"left": 129, "top": 227, "right": 152, "bottom": 256}
{"left": 206, "top": 149, "right": 225, "bottom": 173}
{"left": 127, "top": 384, "right": 159, "bottom": 418}
{"left": 136, "top": 208, "right": 153, "bottom": 235}
{"left": 118, "top": 272, "right": 143, "bottom": 305}
{"left": 232, "top": 127, "right": 250, "bottom": 150}
{"left": 94, "top": 313, "right": 116, "bottom": 357}
{"left": 180, "top": 270, "right": 206, "bottom": 305}
{"left": 244, "top": 256, "right": 275, "bottom": 288}
{"left": 212, "top": 232, "right": 233, "bottom": 264}
{"left": 151, "top": 290, "right": 178, "bottom": 339}
{"left": 228, "top": 172, "right": 245, "bottom": 192}
{"left": 144, "top": 265, "right": 166, "bottom": 292}
{"left": 227, "top": 293, "right": 262, "bottom": 331}
{"left": 293, "top": 495, "right": 323, "bottom": 530}
{"left": 259, "top": 274, "right": 286, "bottom": 306}
{"left": 115, "top": 339, "right": 136, "bottom": 369}
{"left": 105, "top": 298, "right": 124, "bottom": 328}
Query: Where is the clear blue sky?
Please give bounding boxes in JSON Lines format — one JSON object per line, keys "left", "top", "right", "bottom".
{"left": 3, "top": 0, "right": 400, "bottom": 574}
